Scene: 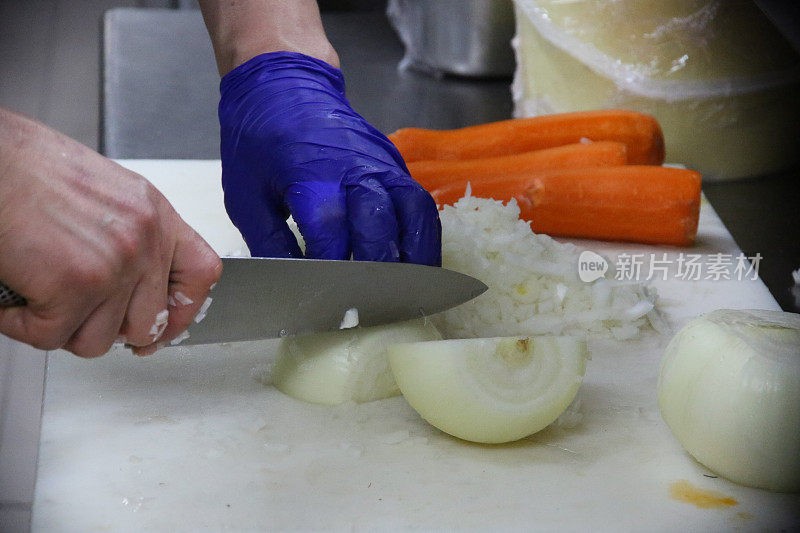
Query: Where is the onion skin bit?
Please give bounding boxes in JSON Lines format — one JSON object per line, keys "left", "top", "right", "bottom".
{"left": 658, "top": 309, "right": 800, "bottom": 492}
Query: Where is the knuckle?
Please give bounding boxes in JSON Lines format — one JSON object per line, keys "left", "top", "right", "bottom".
{"left": 183, "top": 239, "right": 223, "bottom": 288}
{"left": 407, "top": 185, "right": 438, "bottom": 212}
{"left": 131, "top": 201, "right": 160, "bottom": 234}
{"left": 69, "top": 257, "right": 113, "bottom": 288}
{"left": 122, "top": 182, "right": 163, "bottom": 237}
{"left": 110, "top": 228, "right": 142, "bottom": 263}
{"left": 110, "top": 201, "right": 164, "bottom": 264}
{"left": 126, "top": 205, "right": 159, "bottom": 242}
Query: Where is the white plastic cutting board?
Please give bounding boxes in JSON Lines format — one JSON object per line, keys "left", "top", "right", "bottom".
{"left": 32, "top": 160, "right": 799, "bottom": 532}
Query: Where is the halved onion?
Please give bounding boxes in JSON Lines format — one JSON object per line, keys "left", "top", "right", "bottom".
{"left": 388, "top": 336, "right": 589, "bottom": 444}
{"left": 271, "top": 319, "right": 441, "bottom": 405}
{"left": 658, "top": 309, "right": 800, "bottom": 492}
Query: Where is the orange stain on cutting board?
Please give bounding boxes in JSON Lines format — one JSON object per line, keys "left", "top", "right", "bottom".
{"left": 669, "top": 480, "right": 738, "bottom": 509}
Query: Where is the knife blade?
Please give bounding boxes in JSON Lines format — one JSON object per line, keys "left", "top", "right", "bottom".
{"left": 179, "top": 257, "right": 486, "bottom": 345}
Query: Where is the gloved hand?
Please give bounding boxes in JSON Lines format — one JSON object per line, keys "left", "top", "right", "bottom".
{"left": 218, "top": 51, "right": 441, "bottom": 266}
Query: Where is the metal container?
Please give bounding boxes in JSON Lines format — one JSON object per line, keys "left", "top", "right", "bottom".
{"left": 387, "top": 0, "right": 515, "bottom": 78}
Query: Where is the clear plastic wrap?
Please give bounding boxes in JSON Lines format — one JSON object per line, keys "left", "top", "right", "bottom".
{"left": 512, "top": 0, "right": 800, "bottom": 179}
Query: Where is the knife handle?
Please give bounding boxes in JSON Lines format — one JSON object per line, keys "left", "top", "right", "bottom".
{"left": 0, "top": 281, "right": 27, "bottom": 307}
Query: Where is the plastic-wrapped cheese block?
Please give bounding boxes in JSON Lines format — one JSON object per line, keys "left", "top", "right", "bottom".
{"left": 512, "top": 0, "right": 800, "bottom": 180}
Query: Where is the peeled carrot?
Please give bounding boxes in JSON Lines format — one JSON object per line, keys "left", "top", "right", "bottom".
{"left": 390, "top": 110, "right": 665, "bottom": 165}
{"left": 431, "top": 166, "right": 701, "bottom": 246}
{"left": 407, "top": 141, "right": 628, "bottom": 192}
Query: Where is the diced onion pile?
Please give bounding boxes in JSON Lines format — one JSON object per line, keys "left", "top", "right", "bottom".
{"left": 435, "top": 192, "right": 664, "bottom": 340}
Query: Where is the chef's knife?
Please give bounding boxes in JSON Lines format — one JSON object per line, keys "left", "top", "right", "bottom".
{"left": 0, "top": 257, "right": 487, "bottom": 345}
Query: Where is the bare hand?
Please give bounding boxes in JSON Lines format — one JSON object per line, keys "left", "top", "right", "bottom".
{"left": 0, "top": 109, "right": 222, "bottom": 357}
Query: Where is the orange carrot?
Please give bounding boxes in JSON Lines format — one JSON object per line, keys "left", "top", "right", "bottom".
{"left": 407, "top": 141, "right": 628, "bottom": 192}
{"left": 390, "top": 110, "right": 665, "bottom": 165}
{"left": 431, "top": 166, "right": 701, "bottom": 246}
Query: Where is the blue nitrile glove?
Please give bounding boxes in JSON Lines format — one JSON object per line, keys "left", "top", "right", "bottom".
{"left": 218, "top": 51, "right": 441, "bottom": 266}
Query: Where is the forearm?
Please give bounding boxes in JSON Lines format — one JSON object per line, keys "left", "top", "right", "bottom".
{"left": 198, "top": 0, "right": 339, "bottom": 76}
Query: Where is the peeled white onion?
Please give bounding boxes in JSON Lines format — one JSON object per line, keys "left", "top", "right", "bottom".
{"left": 271, "top": 319, "right": 441, "bottom": 405}
{"left": 658, "top": 309, "right": 800, "bottom": 492}
{"left": 388, "top": 336, "right": 588, "bottom": 444}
